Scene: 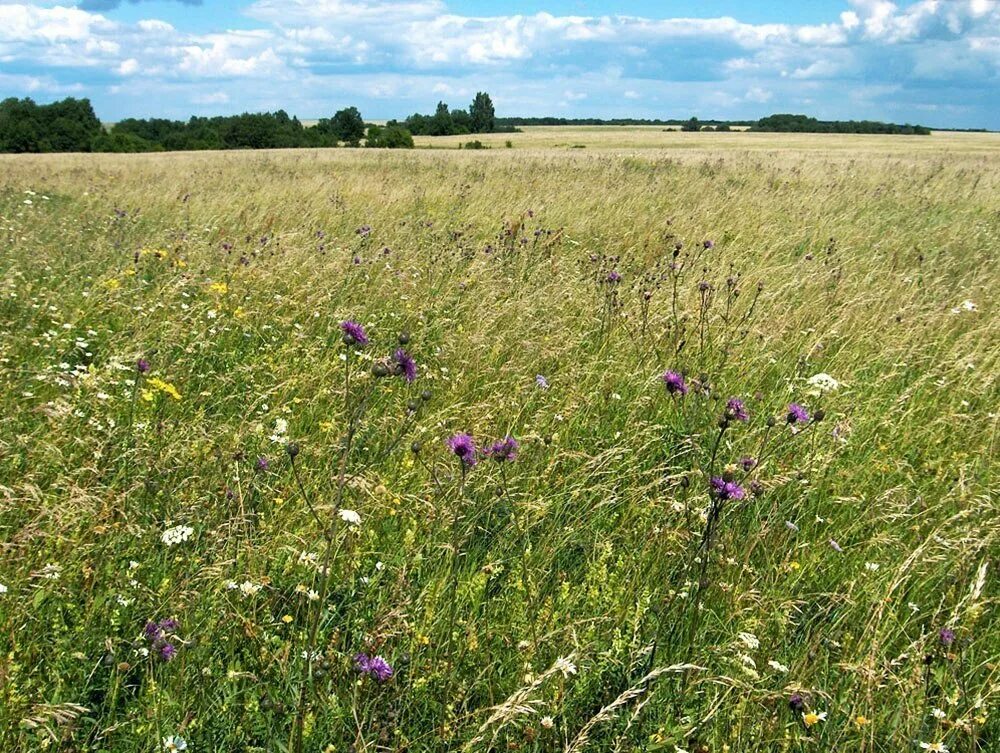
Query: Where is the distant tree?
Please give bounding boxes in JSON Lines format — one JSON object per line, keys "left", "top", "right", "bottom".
{"left": 716, "top": 123, "right": 732, "bottom": 132}
{"left": 680, "top": 117, "right": 700, "bottom": 132}
{"left": 430, "top": 102, "right": 454, "bottom": 136}
{"left": 469, "top": 92, "right": 496, "bottom": 134}
{"left": 0, "top": 97, "right": 101, "bottom": 153}
{"left": 328, "top": 106, "right": 365, "bottom": 145}
{"left": 365, "top": 124, "right": 414, "bottom": 149}
{"left": 450, "top": 108, "right": 472, "bottom": 134}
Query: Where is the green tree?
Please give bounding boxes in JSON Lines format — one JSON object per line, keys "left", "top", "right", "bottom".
{"left": 365, "top": 124, "right": 414, "bottom": 149}
{"left": 469, "top": 91, "right": 496, "bottom": 134}
{"left": 329, "top": 106, "right": 365, "bottom": 145}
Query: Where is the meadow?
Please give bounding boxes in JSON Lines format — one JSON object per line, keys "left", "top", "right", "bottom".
{"left": 0, "top": 129, "right": 997, "bottom": 752}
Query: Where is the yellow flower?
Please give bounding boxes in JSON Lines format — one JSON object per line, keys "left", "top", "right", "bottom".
{"left": 281, "top": 615, "right": 293, "bottom": 624}
{"left": 789, "top": 561, "right": 801, "bottom": 571}
{"left": 147, "top": 377, "right": 181, "bottom": 400}
{"left": 103, "top": 278, "right": 121, "bottom": 290}
{"left": 855, "top": 715, "right": 870, "bottom": 727}
{"left": 208, "top": 281, "right": 228, "bottom": 295}
{"left": 803, "top": 711, "right": 827, "bottom": 726}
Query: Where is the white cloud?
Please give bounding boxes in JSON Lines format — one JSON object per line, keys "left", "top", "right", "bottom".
{"left": 117, "top": 57, "right": 138, "bottom": 75}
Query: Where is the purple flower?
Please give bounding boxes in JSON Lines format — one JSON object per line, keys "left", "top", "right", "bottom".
{"left": 703, "top": 240, "right": 715, "bottom": 250}
{"left": 255, "top": 456, "right": 269, "bottom": 472}
{"left": 368, "top": 656, "right": 394, "bottom": 682}
{"left": 787, "top": 403, "right": 810, "bottom": 424}
{"left": 159, "top": 618, "right": 179, "bottom": 633}
{"left": 144, "top": 620, "right": 161, "bottom": 640}
{"left": 739, "top": 456, "right": 757, "bottom": 471}
{"left": 829, "top": 539, "right": 843, "bottom": 553}
{"left": 487, "top": 436, "right": 519, "bottom": 463}
{"left": 535, "top": 374, "right": 550, "bottom": 390}
{"left": 354, "top": 652, "right": 393, "bottom": 682}
{"left": 353, "top": 652, "right": 372, "bottom": 673}
{"left": 137, "top": 358, "right": 151, "bottom": 374}
{"left": 606, "top": 270, "right": 622, "bottom": 284}
{"left": 356, "top": 224, "right": 372, "bottom": 238}
{"left": 341, "top": 320, "right": 369, "bottom": 346}
{"left": 447, "top": 433, "right": 478, "bottom": 467}
{"left": 661, "top": 370, "right": 688, "bottom": 396}
{"left": 710, "top": 477, "right": 745, "bottom": 501}
{"left": 788, "top": 693, "right": 806, "bottom": 712}
{"left": 939, "top": 628, "right": 956, "bottom": 647}
{"left": 393, "top": 349, "right": 417, "bottom": 383}
{"left": 159, "top": 643, "right": 177, "bottom": 662}
{"left": 725, "top": 398, "right": 749, "bottom": 422}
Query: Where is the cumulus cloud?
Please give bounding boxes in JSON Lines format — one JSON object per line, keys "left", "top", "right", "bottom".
{"left": 78, "top": 0, "right": 200, "bottom": 10}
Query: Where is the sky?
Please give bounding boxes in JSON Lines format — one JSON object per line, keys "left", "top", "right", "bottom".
{"left": 0, "top": 0, "right": 997, "bottom": 128}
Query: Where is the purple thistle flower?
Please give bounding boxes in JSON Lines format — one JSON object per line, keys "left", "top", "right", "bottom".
{"left": 725, "top": 397, "right": 749, "bottom": 422}
{"left": 144, "top": 621, "right": 162, "bottom": 640}
{"left": 661, "top": 370, "right": 688, "bottom": 396}
{"left": 939, "top": 628, "right": 956, "bottom": 647}
{"left": 710, "top": 476, "right": 745, "bottom": 500}
{"left": 447, "top": 433, "right": 478, "bottom": 467}
{"left": 787, "top": 403, "right": 810, "bottom": 424}
{"left": 703, "top": 239, "right": 715, "bottom": 249}
{"left": 137, "top": 358, "right": 151, "bottom": 374}
{"left": 487, "top": 436, "right": 519, "bottom": 463}
{"left": 159, "top": 643, "right": 177, "bottom": 662}
{"left": 535, "top": 374, "right": 550, "bottom": 390}
{"left": 356, "top": 224, "right": 372, "bottom": 238}
{"left": 368, "top": 655, "right": 394, "bottom": 682}
{"left": 393, "top": 348, "right": 418, "bottom": 383}
{"left": 354, "top": 652, "right": 393, "bottom": 682}
{"left": 255, "top": 456, "right": 269, "bottom": 472}
{"left": 788, "top": 693, "right": 806, "bottom": 712}
{"left": 606, "top": 270, "right": 622, "bottom": 284}
{"left": 159, "top": 618, "right": 179, "bottom": 633}
{"left": 353, "top": 652, "right": 372, "bottom": 673}
{"left": 739, "top": 456, "right": 757, "bottom": 471}
{"left": 341, "top": 320, "right": 369, "bottom": 346}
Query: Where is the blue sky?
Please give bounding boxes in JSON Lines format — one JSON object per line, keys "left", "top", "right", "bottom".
{"left": 1, "top": 0, "right": 998, "bottom": 127}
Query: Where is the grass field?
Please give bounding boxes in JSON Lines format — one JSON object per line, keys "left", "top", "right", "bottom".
{"left": 1, "top": 129, "right": 997, "bottom": 753}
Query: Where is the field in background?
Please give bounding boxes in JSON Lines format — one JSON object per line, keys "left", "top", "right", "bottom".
{"left": 0, "top": 130, "right": 997, "bottom": 752}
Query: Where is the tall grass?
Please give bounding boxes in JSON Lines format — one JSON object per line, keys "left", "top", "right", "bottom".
{"left": 0, "top": 135, "right": 997, "bottom": 752}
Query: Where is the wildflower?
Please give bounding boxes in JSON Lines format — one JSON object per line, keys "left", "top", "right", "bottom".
{"left": 447, "top": 433, "right": 478, "bottom": 467}
{"left": 950, "top": 300, "right": 976, "bottom": 313}
{"left": 939, "top": 628, "right": 956, "bottom": 647}
{"left": 555, "top": 657, "right": 577, "bottom": 676}
{"left": 148, "top": 377, "right": 181, "bottom": 401}
{"left": 803, "top": 711, "right": 826, "bottom": 726}
{"left": 486, "top": 435, "right": 519, "bottom": 462}
{"left": 338, "top": 509, "right": 361, "bottom": 525}
{"left": 739, "top": 456, "right": 757, "bottom": 471}
{"left": 829, "top": 539, "right": 843, "bottom": 553}
{"left": 606, "top": 270, "right": 622, "bottom": 283}
{"left": 710, "top": 477, "right": 745, "bottom": 501}
{"left": 161, "top": 525, "right": 194, "bottom": 546}
{"left": 541, "top": 716, "right": 554, "bottom": 729}
{"left": 393, "top": 348, "right": 418, "bottom": 383}
{"left": 785, "top": 520, "right": 799, "bottom": 532}
{"left": 703, "top": 240, "right": 715, "bottom": 249}
{"left": 932, "top": 708, "right": 946, "bottom": 719}
{"left": 920, "top": 743, "right": 950, "bottom": 752}
{"left": 725, "top": 397, "right": 749, "bottom": 422}
{"left": 354, "top": 652, "right": 393, "bottom": 682}
{"left": 806, "top": 372, "right": 839, "bottom": 395}
{"left": 356, "top": 224, "right": 372, "bottom": 238}
{"left": 535, "top": 374, "right": 550, "bottom": 390}
{"left": 787, "top": 403, "right": 809, "bottom": 424}
{"left": 159, "top": 643, "right": 177, "bottom": 661}
{"left": 137, "top": 358, "right": 151, "bottom": 374}
{"left": 788, "top": 693, "right": 806, "bottom": 712}
{"left": 768, "top": 660, "right": 789, "bottom": 673}
{"left": 208, "top": 281, "right": 228, "bottom": 294}
{"left": 255, "top": 456, "right": 269, "bottom": 472}
{"left": 855, "top": 715, "right": 870, "bottom": 727}
{"left": 661, "top": 370, "right": 688, "bottom": 396}
{"left": 340, "top": 320, "right": 369, "bottom": 346}
{"left": 162, "top": 736, "right": 188, "bottom": 752}
{"left": 0, "top": 583, "right": 7, "bottom": 594}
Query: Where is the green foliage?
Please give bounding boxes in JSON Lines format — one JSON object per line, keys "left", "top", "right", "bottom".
{"left": 364, "top": 123, "right": 414, "bottom": 148}
{"left": 753, "top": 113, "right": 931, "bottom": 134}
{"left": 317, "top": 106, "right": 366, "bottom": 145}
{"left": 0, "top": 97, "right": 102, "bottom": 153}
{"left": 469, "top": 91, "right": 496, "bottom": 134}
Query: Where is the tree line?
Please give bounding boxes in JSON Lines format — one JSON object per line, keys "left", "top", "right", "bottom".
{"left": 0, "top": 94, "right": 937, "bottom": 154}
{"left": 389, "top": 92, "right": 516, "bottom": 136}
{"left": 0, "top": 98, "right": 415, "bottom": 153}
